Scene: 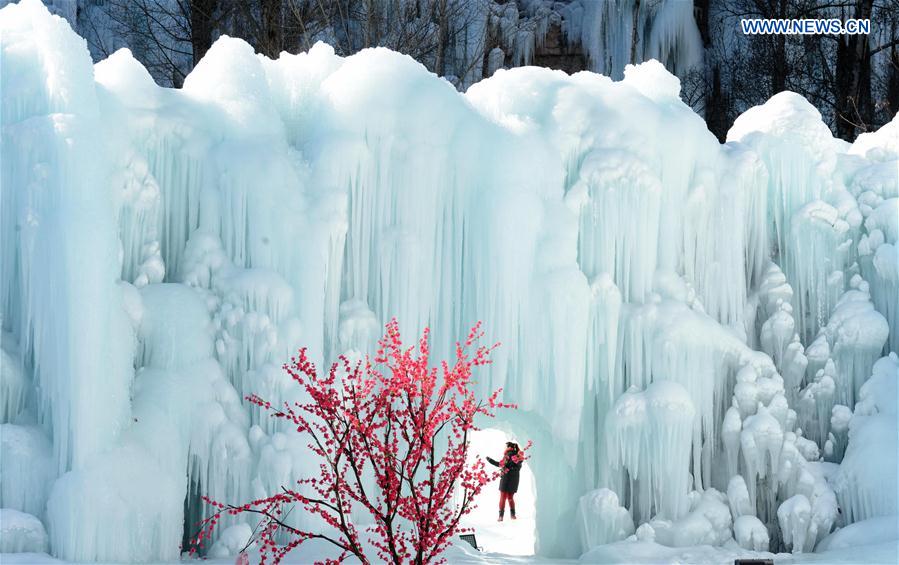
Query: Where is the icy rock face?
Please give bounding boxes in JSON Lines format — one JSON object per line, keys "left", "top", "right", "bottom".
{"left": 1, "top": 1, "right": 898, "bottom": 561}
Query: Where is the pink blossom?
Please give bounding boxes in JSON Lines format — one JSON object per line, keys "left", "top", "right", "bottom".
{"left": 187, "top": 320, "right": 529, "bottom": 565}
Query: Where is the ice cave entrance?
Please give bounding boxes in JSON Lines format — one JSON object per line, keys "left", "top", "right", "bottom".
{"left": 460, "top": 428, "right": 537, "bottom": 556}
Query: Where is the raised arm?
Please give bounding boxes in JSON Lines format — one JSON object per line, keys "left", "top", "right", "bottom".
{"left": 505, "top": 452, "right": 523, "bottom": 471}
{"left": 486, "top": 456, "right": 500, "bottom": 467}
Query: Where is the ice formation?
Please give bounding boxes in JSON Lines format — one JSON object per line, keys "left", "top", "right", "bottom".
{"left": 576, "top": 488, "right": 635, "bottom": 552}
{"left": 604, "top": 380, "right": 696, "bottom": 523}
{"left": 833, "top": 354, "right": 899, "bottom": 524}
{"left": 562, "top": 0, "right": 703, "bottom": 79}
{"left": 816, "top": 515, "right": 899, "bottom": 552}
{"left": 0, "top": 1, "right": 897, "bottom": 562}
{"left": 734, "top": 514, "right": 770, "bottom": 551}
{"left": 646, "top": 488, "right": 733, "bottom": 548}
{"left": 0, "top": 509, "right": 48, "bottom": 553}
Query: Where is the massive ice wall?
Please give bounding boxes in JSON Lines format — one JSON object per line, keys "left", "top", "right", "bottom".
{"left": 1, "top": 0, "right": 897, "bottom": 562}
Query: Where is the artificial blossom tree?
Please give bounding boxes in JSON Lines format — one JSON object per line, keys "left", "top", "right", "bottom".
{"left": 190, "top": 319, "right": 528, "bottom": 564}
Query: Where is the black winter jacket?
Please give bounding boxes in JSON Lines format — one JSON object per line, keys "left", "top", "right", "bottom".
{"left": 487, "top": 453, "right": 522, "bottom": 493}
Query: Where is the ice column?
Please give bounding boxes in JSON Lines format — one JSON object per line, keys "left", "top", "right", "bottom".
{"left": 605, "top": 381, "right": 695, "bottom": 523}
{"left": 0, "top": 0, "right": 134, "bottom": 474}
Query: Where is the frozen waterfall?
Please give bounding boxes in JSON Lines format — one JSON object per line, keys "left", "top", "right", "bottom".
{"left": 1, "top": 1, "right": 897, "bottom": 562}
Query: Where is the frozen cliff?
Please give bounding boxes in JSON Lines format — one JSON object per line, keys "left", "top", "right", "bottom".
{"left": 1, "top": 0, "right": 896, "bottom": 562}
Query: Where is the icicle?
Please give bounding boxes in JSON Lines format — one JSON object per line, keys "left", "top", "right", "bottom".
{"left": 740, "top": 404, "right": 784, "bottom": 522}
{"left": 728, "top": 92, "right": 837, "bottom": 267}
{"left": 336, "top": 299, "right": 379, "bottom": 354}
{"left": 797, "top": 361, "right": 837, "bottom": 447}
{"left": 723, "top": 407, "right": 743, "bottom": 479}
{"left": 727, "top": 475, "right": 753, "bottom": 518}
{"left": 778, "top": 494, "right": 812, "bottom": 553}
{"left": 0, "top": 334, "right": 27, "bottom": 422}
{"left": 574, "top": 0, "right": 701, "bottom": 79}
{"left": 573, "top": 151, "right": 662, "bottom": 303}
{"left": 113, "top": 152, "right": 165, "bottom": 287}
{"left": 645, "top": 0, "right": 703, "bottom": 77}
{"left": 760, "top": 302, "right": 797, "bottom": 368}
{"left": 0, "top": 0, "right": 134, "bottom": 474}
{"left": 785, "top": 201, "right": 850, "bottom": 341}
{"left": 857, "top": 195, "right": 898, "bottom": 352}
{"left": 813, "top": 282, "right": 888, "bottom": 408}
{"left": 486, "top": 47, "right": 505, "bottom": 77}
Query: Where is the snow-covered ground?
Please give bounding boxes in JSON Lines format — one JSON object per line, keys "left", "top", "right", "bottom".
{"left": 1, "top": 0, "right": 897, "bottom": 563}
{"left": 3, "top": 537, "right": 898, "bottom": 565}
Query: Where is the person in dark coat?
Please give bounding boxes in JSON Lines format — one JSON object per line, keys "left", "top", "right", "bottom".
{"left": 486, "top": 441, "right": 523, "bottom": 521}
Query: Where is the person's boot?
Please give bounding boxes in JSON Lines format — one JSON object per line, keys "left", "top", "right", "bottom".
{"left": 510, "top": 507, "right": 517, "bottom": 520}
{"left": 498, "top": 510, "right": 504, "bottom": 522}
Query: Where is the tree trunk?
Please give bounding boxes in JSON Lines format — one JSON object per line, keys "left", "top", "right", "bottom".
{"left": 772, "top": 34, "right": 787, "bottom": 93}
{"left": 886, "top": 41, "right": 899, "bottom": 123}
{"left": 851, "top": 0, "right": 874, "bottom": 131}
{"left": 260, "top": 0, "right": 282, "bottom": 58}
{"left": 435, "top": 0, "right": 449, "bottom": 77}
{"left": 693, "top": 0, "right": 711, "bottom": 47}
{"left": 190, "top": 0, "right": 217, "bottom": 65}
{"left": 365, "top": 0, "right": 378, "bottom": 49}
{"left": 706, "top": 65, "right": 729, "bottom": 142}
{"left": 835, "top": 0, "right": 874, "bottom": 140}
{"left": 630, "top": 0, "right": 641, "bottom": 65}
